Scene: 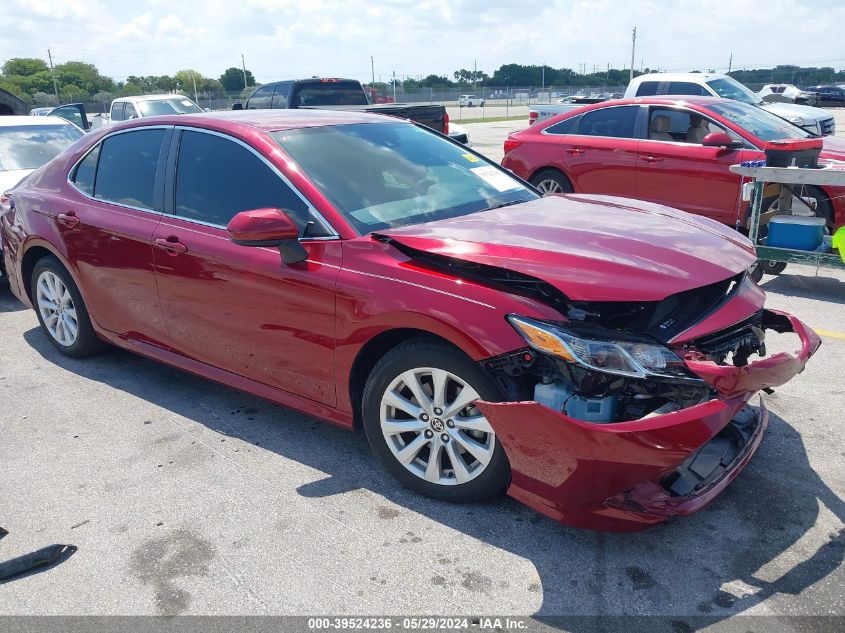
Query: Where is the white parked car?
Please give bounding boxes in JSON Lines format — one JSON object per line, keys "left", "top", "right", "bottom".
{"left": 458, "top": 94, "right": 485, "bottom": 107}
{"left": 0, "top": 116, "right": 84, "bottom": 278}
{"left": 757, "top": 84, "right": 818, "bottom": 106}
{"left": 624, "top": 73, "right": 835, "bottom": 136}
{"left": 447, "top": 122, "right": 471, "bottom": 146}
{"left": 108, "top": 94, "right": 204, "bottom": 123}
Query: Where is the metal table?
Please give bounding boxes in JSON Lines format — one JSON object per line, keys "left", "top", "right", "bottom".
{"left": 729, "top": 163, "right": 845, "bottom": 270}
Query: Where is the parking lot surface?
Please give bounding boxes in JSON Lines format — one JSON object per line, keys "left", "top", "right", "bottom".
{"left": 1, "top": 114, "right": 844, "bottom": 624}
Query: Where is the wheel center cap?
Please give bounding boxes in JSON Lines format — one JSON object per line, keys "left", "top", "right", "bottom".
{"left": 430, "top": 418, "right": 444, "bottom": 432}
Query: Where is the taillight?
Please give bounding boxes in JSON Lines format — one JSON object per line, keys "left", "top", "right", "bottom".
{"left": 528, "top": 111, "right": 538, "bottom": 125}
{"left": 443, "top": 112, "right": 449, "bottom": 136}
{"left": 503, "top": 137, "right": 523, "bottom": 154}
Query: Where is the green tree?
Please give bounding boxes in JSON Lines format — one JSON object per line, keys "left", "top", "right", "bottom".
{"left": 173, "top": 69, "right": 204, "bottom": 94}
{"left": 120, "top": 82, "right": 143, "bottom": 97}
{"left": 219, "top": 67, "right": 255, "bottom": 92}
{"left": 2, "top": 58, "right": 49, "bottom": 77}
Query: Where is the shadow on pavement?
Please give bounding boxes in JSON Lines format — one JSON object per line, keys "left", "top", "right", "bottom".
{"left": 761, "top": 271, "right": 845, "bottom": 306}
{"left": 0, "top": 283, "right": 26, "bottom": 313}
{"left": 22, "top": 327, "right": 845, "bottom": 628}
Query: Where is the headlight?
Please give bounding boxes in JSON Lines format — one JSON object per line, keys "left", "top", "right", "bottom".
{"left": 508, "top": 315, "right": 690, "bottom": 379}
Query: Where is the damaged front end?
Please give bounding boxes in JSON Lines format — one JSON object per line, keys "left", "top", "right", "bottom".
{"left": 477, "top": 282, "right": 821, "bottom": 531}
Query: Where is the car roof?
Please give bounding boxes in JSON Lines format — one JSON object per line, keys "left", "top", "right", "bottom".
{"left": 588, "top": 96, "right": 728, "bottom": 107}
{"left": 631, "top": 72, "right": 728, "bottom": 83}
{"left": 107, "top": 108, "right": 408, "bottom": 133}
{"left": 0, "top": 115, "right": 78, "bottom": 127}
{"left": 113, "top": 94, "right": 196, "bottom": 103}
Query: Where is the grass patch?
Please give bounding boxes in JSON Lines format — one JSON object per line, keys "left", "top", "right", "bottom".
{"left": 453, "top": 115, "right": 526, "bottom": 124}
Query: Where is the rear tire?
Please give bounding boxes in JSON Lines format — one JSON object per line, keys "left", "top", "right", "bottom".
{"left": 362, "top": 338, "right": 510, "bottom": 503}
{"left": 30, "top": 256, "right": 102, "bottom": 358}
{"left": 530, "top": 169, "right": 574, "bottom": 194}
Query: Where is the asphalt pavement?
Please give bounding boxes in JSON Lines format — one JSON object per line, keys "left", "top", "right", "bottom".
{"left": 0, "top": 113, "right": 843, "bottom": 625}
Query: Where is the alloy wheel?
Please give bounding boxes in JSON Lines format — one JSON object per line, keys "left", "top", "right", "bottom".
{"left": 379, "top": 367, "right": 495, "bottom": 486}
{"left": 36, "top": 270, "right": 79, "bottom": 347}
{"left": 536, "top": 179, "right": 564, "bottom": 194}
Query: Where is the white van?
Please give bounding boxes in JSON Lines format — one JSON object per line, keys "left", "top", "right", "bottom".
{"left": 108, "top": 94, "right": 204, "bottom": 123}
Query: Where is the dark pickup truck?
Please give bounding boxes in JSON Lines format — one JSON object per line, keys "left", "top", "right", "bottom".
{"left": 234, "top": 77, "right": 448, "bottom": 134}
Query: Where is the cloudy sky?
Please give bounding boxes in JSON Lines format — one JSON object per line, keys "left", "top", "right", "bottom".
{"left": 4, "top": 0, "right": 844, "bottom": 84}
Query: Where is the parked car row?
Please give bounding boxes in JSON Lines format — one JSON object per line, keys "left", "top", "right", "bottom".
{"left": 0, "top": 106, "right": 821, "bottom": 531}
{"left": 505, "top": 95, "right": 844, "bottom": 239}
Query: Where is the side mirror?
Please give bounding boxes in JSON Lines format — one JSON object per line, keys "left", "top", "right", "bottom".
{"left": 232, "top": 103, "right": 243, "bottom": 111}
{"left": 701, "top": 132, "right": 739, "bottom": 148}
{"left": 226, "top": 208, "right": 307, "bottom": 264}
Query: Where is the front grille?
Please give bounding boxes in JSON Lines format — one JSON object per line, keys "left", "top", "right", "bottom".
{"left": 688, "top": 311, "right": 765, "bottom": 363}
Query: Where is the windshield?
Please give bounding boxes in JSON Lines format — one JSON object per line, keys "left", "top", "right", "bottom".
{"left": 291, "top": 81, "right": 369, "bottom": 107}
{"left": 704, "top": 101, "right": 812, "bottom": 142}
{"left": 0, "top": 124, "right": 83, "bottom": 171}
{"left": 706, "top": 78, "right": 761, "bottom": 105}
{"left": 137, "top": 98, "right": 203, "bottom": 116}
{"left": 273, "top": 123, "right": 537, "bottom": 234}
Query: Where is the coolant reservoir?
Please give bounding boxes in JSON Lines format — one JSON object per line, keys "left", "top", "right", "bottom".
{"left": 534, "top": 379, "right": 571, "bottom": 412}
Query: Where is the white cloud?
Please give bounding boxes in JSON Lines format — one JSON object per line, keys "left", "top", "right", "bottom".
{"left": 1, "top": 0, "right": 843, "bottom": 84}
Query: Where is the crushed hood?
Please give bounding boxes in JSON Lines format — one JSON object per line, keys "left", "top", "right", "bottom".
{"left": 375, "top": 194, "right": 756, "bottom": 302}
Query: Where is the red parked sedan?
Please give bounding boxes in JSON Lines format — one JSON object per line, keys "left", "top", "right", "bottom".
{"left": 502, "top": 97, "right": 845, "bottom": 232}
{"left": 1, "top": 110, "right": 820, "bottom": 531}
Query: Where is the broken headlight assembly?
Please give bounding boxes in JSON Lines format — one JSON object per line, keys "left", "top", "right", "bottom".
{"left": 507, "top": 315, "right": 692, "bottom": 380}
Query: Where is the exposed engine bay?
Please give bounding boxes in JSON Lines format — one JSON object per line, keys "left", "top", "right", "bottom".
{"left": 382, "top": 239, "right": 786, "bottom": 424}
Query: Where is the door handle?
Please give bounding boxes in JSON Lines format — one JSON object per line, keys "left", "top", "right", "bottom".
{"left": 641, "top": 155, "right": 663, "bottom": 163}
{"left": 57, "top": 212, "right": 80, "bottom": 228}
{"left": 567, "top": 148, "right": 585, "bottom": 155}
{"left": 154, "top": 237, "right": 188, "bottom": 255}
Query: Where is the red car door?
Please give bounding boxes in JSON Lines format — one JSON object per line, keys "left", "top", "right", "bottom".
{"left": 635, "top": 106, "right": 750, "bottom": 224}
{"left": 61, "top": 127, "right": 171, "bottom": 345}
{"left": 152, "top": 128, "right": 341, "bottom": 405}
{"left": 557, "top": 105, "right": 641, "bottom": 196}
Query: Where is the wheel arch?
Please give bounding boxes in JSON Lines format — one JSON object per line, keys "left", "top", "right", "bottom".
{"left": 528, "top": 165, "right": 574, "bottom": 191}
{"left": 20, "top": 241, "right": 77, "bottom": 304}
{"left": 347, "top": 328, "right": 473, "bottom": 430}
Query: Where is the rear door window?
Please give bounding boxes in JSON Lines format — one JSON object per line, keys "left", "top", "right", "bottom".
{"left": 93, "top": 129, "right": 165, "bottom": 210}
{"left": 271, "top": 83, "right": 291, "bottom": 108}
{"left": 635, "top": 81, "right": 660, "bottom": 96}
{"left": 666, "top": 82, "right": 711, "bottom": 97}
{"left": 574, "top": 106, "right": 639, "bottom": 138}
{"left": 173, "top": 130, "right": 314, "bottom": 233}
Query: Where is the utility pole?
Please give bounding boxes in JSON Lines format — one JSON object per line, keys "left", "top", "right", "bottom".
{"left": 241, "top": 53, "right": 248, "bottom": 90}
{"left": 192, "top": 75, "right": 199, "bottom": 103}
{"left": 629, "top": 27, "right": 637, "bottom": 83}
{"left": 541, "top": 63, "right": 545, "bottom": 91}
{"left": 371, "top": 56, "right": 375, "bottom": 85}
{"left": 728, "top": 52, "right": 733, "bottom": 74}
{"left": 474, "top": 59, "right": 477, "bottom": 87}
{"left": 392, "top": 70, "right": 396, "bottom": 101}
{"left": 47, "top": 48, "right": 59, "bottom": 104}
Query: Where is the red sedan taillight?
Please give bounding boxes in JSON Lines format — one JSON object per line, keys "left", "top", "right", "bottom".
{"left": 503, "top": 137, "right": 523, "bottom": 155}
{"left": 528, "top": 111, "right": 538, "bottom": 125}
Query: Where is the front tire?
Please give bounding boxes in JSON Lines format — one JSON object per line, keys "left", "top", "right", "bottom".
{"left": 31, "top": 256, "right": 102, "bottom": 357}
{"left": 362, "top": 338, "right": 510, "bottom": 502}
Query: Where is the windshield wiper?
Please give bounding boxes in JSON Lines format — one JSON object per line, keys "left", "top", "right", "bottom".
{"left": 485, "top": 199, "right": 531, "bottom": 212}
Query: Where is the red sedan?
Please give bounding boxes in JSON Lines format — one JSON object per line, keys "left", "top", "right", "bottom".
{"left": 1, "top": 110, "right": 820, "bottom": 531}
{"left": 502, "top": 96, "right": 845, "bottom": 233}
